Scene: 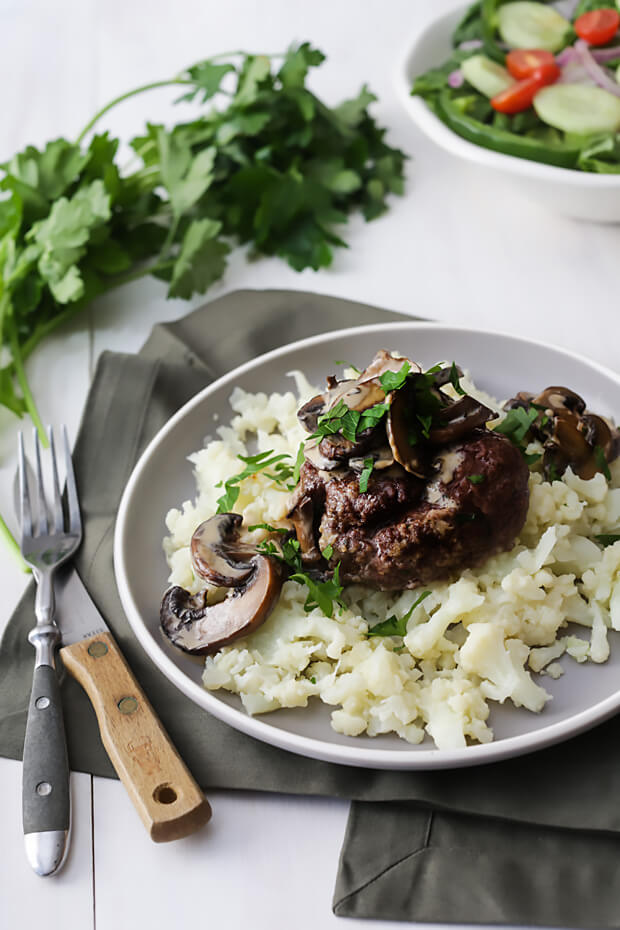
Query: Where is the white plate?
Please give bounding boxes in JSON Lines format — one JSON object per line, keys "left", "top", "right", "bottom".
{"left": 115, "top": 322, "right": 620, "bottom": 769}
{"left": 393, "top": 4, "right": 620, "bottom": 222}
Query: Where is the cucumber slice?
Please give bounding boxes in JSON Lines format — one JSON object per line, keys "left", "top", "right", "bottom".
{"left": 534, "top": 83, "right": 620, "bottom": 134}
{"left": 461, "top": 55, "right": 515, "bottom": 98}
{"left": 497, "top": 2, "right": 570, "bottom": 52}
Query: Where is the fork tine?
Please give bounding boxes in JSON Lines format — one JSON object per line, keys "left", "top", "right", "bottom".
{"left": 62, "top": 425, "right": 81, "bottom": 536}
{"left": 49, "top": 427, "right": 64, "bottom": 534}
{"left": 18, "top": 432, "right": 32, "bottom": 540}
{"left": 33, "top": 429, "right": 49, "bottom": 536}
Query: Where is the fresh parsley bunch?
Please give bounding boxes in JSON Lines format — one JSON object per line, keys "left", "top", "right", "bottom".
{"left": 0, "top": 43, "right": 406, "bottom": 441}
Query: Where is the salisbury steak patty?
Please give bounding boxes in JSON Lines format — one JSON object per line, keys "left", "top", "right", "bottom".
{"left": 298, "top": 431, "right": 529, "bottom": 590}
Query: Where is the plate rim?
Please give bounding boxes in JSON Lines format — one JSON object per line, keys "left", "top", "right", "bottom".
{"left": 114, "top": 320, "right": 620, "bottom": 770}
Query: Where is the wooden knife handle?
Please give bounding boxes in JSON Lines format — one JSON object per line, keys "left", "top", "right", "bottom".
{"left": 60, "top": 631, "right": 211, "bottom": 842}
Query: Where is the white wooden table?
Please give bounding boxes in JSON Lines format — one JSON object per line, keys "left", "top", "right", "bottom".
{"left": 1, "top": 1, "right": 618, "bottom": 926}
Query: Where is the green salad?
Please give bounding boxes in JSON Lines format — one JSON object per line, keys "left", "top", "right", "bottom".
{"left": 412, "top": 0, "right": 620, "bottom": 171}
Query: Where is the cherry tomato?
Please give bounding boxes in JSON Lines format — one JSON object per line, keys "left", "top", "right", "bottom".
{"left": 574, "top": 9, "right": 620, "bottom": 46}
{"left": 491, "top": 73, "right": 548, "bottom": 114}
{"left": 506, "top": 49, "right": 560, "bottom": 83}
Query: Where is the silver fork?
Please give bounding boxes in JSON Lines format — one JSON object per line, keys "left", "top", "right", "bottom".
{"left": 18, "top": 426, "right": 82, "bottom": 877}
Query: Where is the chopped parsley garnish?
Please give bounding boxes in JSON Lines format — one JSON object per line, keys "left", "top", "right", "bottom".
{"left": 367, "top": 590, "right": 431, "bottom": 637}
{"left": 358, "top": 401, "right": 389, "bottom": 433}
{"left": 290, "top": 563, "right": 346, "bottom": 618}
{"left": 523, "top": 451, "right": 542, "bottom": 465}
{"left": 379, "top": 361, "right": 411, "bottom": 393}
{"left": 359, "top": 457, "right": 374, "bottom": 493}
{"left": 292, "top": 442, "right": 306, "bottom": 484}
{"left": 417, "top": 412, "right": 433, "bottom": 438}
{"left": 310, "top": 676, "right": 317, "bottom": 684}
{"left": 257, "top": 534, "right": 344, "bottom": 618}
{"left": 256, "top": 536, "right": 303, "bottom": 572}
{"left": 311, "top": 400, "right": 360, "bottom": 443}
{"left": 595, "top": 445, "right": 611, "bottom": 481}
{"left": 449, "top": 362, "right": 465, "bottom": 396}
{"left": 322, "top": 543, "right": 334, "bottom": 559}
{"left": 548, "top": 462, "right": 561, "bottom": 483}
{"left": 248, "top": 523, "right": 288, "bottom": 534}
{"left": 494, "top": 406, "right": 538, "bottom": 445}
{"left": 594, "top": 533, "right": 620, "bottom": 547}
{"left": 335, "top": 360, "right": 361, "bottom": 375}
{"left": 467, "top": 474, "right": 485, "bottom": 485}
{"left": 215, "top": 450, "right": 294, "bottom": 512}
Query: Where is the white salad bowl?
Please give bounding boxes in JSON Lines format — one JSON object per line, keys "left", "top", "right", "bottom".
{"left": 394, "top": 5, "right": 620, "bottom": 222}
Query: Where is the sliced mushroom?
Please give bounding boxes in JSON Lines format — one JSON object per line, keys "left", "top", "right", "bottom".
{"left": 162, "top": 514, "right": 284, "bottom": 655}
{"left": 533, "top": 386, "right": 586, "bottom": 416}
{"left": 349, "top": 445, "right": 395, "bottom": 472}
{"left": 160, "top": 553, "right": 283, "bottom": 655}
{"left": 297, "top": 394, "right": 327, "bottom": 432}
{"left": 504, "top": 385, "right": 620, "bottom": 480}
{"left": 428, "top": 396, "right": 497, "bottom": 445}
{"left": 359, "top": 349, "right": 420, "bottom": 383}
{"left": 303, "top": 438, "right": 344, "bottom": 472}
{"left": 287, "top": 493, "right": 322, "bottom": 566}
{"left": 386, "top": 387, "right": 432, "bottom": 478}
{"left": 191, "top": 513, "right": 256, "bottom": 587}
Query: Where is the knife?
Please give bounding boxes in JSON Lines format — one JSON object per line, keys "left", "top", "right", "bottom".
{"left": 54, "top": 566, "right": 211, "bottom": 841}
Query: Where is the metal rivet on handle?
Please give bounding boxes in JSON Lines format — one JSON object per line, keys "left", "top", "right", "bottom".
{"left": 36, "top": 782, "right": 52, "bottom": 797}
{"left": 118, "top": 696, "right": 138, "bottom": 715}
{"left": 88, "top": 641, "right": 108, "bottom": 658}
{"left": 35, "top": 696, "right": 50, "bottom": 710}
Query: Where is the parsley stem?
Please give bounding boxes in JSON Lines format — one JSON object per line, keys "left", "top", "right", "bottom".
{"left": 0, "top": 511, "right": 29, "bottom": 572}
{"left": 75, "top": 79, "right": 196, "bottom": 144}
{"left": 8, "top": 321, "right": 47, "bottom": 446}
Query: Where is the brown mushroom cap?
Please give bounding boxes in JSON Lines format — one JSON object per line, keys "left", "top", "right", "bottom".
{"left": 287, "top": 492, "right": 323, "bottom": 566}
{"left": 386, "top": 387, "right": 431, "bottom": 478}
{"left": 162, "top": 513, "right": 284, "bottom": 655}
{"left": 428, "top": 395, "right": 497, "bottom": 445}
{"left": 191, "top": 513, "right": 256, "bottom": 587}
{"left": 160, "top": 555, "right": 283, "bottom": 655}
{"left": 504, "top": 385, "right": 620, "bottom": 481}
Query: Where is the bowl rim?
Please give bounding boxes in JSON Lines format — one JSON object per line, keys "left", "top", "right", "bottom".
{"left": 114, "top": 320, "right": 620, "bottom": 771}
{"left": 393, "top": 2, "right": 620, "bottom": 187}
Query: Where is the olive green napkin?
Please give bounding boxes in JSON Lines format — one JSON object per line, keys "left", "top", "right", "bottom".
{"left": 2, "top": 288, "right": 620, "bottom": 927}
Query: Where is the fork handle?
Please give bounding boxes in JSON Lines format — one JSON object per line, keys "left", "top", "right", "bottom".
{"left": 22, "top": 661, "right": 70, "bottom": 876}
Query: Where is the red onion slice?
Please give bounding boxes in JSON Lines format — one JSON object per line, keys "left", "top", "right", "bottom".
{"left": 592, "top": 46, "right": 620, "bottom": 65}
{"left": 448, "top": 69, "right": 465, "bottom": 88}
{"left": 458, "top": 39, "right": 483, "bottom": 51}
{"left": 574, "top": 39, "right": 620, "bottom": 97}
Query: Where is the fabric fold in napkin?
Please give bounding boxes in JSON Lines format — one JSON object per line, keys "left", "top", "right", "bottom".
{"left": 2, "top": 288, "right": 620, "bottom": 927}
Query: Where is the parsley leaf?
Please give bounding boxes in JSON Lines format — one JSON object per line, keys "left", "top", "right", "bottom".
{"left": 290, "top": 563, "right": 346, "bottom": 618}
{"left": 359, "top": 457, "right": 374, "bottom": 493}
{"left": 595, "top": 445, "right": 612, "bottom": 481}
{"left": 257, "top": 536, "right": 303, "bottom": 572}
{"left": 248, "top": 523, "right": 288, "bottom": 534}
{"left": 322, "top": 543, "right": 334, "bottom": 559}
{"left": 367, "top": 590, "right": 431, "bottom": 637}
{"left": 449, "top": 362, "right": 465, "bottom": 396}
{"left": 292, "top": 442, "right": 306, "bottom": 485}
{"left": 168, "top": 219, "right": 230, "bottom": 299}
{"left": 215, "top": 450, "right": 292, "bottom": 513}
{"left": 467, "top": 474, "right": 485, "bottom": 485}
{"left": 358, "top": 401, "right": 389, "bottom": 433}
{"left": 379, "top": 361, "right": 411, "bottom": 393}
{"left": 494, "top": 407, "right": 538, "bottom": 444}
{"left": 595, "top": 533, "right": 620, "bottom": 547}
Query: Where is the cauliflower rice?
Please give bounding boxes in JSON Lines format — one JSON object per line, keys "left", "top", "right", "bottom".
{"left": 163, "top": 371, "right": 620, "bottom": 750}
